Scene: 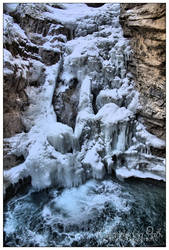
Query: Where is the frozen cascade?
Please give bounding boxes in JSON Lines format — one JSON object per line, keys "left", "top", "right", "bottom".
{"left": 4, "top": 3, "right": 165, "bottom": 193}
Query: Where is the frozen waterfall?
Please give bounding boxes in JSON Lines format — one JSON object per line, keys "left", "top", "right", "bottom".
{"left": 4, "top": 3, "right": 165, "bottom": 193}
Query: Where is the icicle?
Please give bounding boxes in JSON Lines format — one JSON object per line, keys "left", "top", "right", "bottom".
{"left": 116, "top": 125, "right": 126, "bottom": 152}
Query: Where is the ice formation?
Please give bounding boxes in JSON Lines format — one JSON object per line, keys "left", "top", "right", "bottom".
{"left": 3, "top": 3, "right": 165, "bottom": 192}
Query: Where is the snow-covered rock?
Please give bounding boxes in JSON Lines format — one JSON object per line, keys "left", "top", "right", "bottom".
{"left": 47, "top": 123, "right": 74, "bottom": 154}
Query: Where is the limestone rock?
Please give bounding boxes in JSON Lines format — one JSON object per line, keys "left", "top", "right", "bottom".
{"left": 120, "top": 3, "right": 166, "bottom": 140}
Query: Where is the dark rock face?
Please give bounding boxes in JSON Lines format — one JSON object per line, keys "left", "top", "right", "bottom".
{"left": 150, "top": 146, "right": 166, "bottom": 158}
{"left": 4, "top": 176, "right": 32, "bottom": 202}
{"left": 3, "top": 154, "right": 25, "bottom": 170}
{"left": 39, "top": 48, "right": 61, "bottom": 66}
{"left": 53, "top": 78, "right": 80, "bottom": 129}
{"left": 120, "top": 3, "right": 166, "bottom": 140}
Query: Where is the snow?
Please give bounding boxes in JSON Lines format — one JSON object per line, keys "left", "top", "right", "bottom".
{"left": 95, "top": 103, "right": 133, "bottom": 125}
{"left": 127, "top": 91, "right": 140, "bottom": 112}
{"left": 41, "top": 41, "right": 62, "bottom": 52}
{"left": 4, "top": 163, "right": 28, "bottom": 186}
{"left": 74, "top": 110, "right": 94, "bottom": 141}
{"left": 83, "top": 147, "right": 105, "bottom": 179}
{"left": 4, "top": 3, "right": 19, "bottom": 13}
{"left": 28, "top": 60, "right": 45, "bottom": 83}
{"left": 3, "top": 14, "right": 27, "bottom": 43}
{"left": 3, "top": 48, "right": 13, "bottom": 63}
{"left": 3, "top": 47, "right": 30, "bottom": 81}
{"left": 3, "top": 68, "right": 13, "bottom": 75}
{"left": 22, "top": 64, "right": 60, "bottom": 130}
{"left": 116, "top": 166, "right": 165, "bottom": 181}
{"left": 44, "top": 3, "right": 109, "bottom": 28}
{"left": 136, "top": 123, "right": 165, "bottom": 148}
{"left": 96, "top": 89, "right": 122, "bottom": 109}
{"left": 47, "top": 122, "right": 74, "bottom": 153}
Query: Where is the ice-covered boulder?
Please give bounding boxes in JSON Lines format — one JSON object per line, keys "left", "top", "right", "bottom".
{"left": 47, "top": 123, "right": 74, "bottom": 154}
{"left": 95, "top": 103, "right": 133, "bottom": 125}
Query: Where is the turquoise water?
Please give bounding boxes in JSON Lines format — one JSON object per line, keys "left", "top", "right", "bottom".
{"left": 4, "top": 177, "right": 166, "bottom": 247}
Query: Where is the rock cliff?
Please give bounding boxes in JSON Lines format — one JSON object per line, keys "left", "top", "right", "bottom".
{"left": 120, "top": 3, "right": 166, "bottom": 140}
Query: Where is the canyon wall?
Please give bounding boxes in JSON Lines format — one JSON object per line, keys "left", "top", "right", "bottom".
{"left": 120, "top": 3, "right": 166, "bottom": 140}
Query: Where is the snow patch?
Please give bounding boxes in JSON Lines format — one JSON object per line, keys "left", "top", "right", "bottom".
{"left": 116, "top": 166, "right": 165, "bottom": 181}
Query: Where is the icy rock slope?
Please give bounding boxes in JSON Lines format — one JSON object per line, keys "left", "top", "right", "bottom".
{"left": 4, "top": 3, "right": 165, "bottom": 192}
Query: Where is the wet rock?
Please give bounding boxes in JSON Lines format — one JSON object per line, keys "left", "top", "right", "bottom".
{"left": 53, "top": 78, "right": 80, "bottom": 129}
{"left": 4, "top": 176, "right": 31, "bottom": 202}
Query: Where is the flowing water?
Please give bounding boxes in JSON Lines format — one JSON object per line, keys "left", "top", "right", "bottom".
{"left": 4, "top": 177, "right": 165, "bottom": 247}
